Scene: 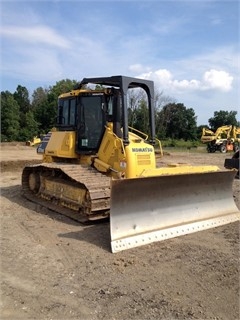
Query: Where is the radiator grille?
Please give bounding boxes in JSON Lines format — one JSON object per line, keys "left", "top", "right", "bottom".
{"left": 137, "top": 154, "right": 151, "bottom": 166}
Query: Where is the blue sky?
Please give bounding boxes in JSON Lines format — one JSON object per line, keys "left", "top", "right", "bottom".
{"left": 0, "top": 0, "right": 239, "bottom": 125}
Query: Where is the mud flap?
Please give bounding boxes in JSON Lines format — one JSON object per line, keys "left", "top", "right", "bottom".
{"left": 110, "top": 170, "right": 240, "bottom": 253}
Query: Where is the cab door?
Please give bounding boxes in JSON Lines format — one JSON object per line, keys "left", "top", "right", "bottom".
{"left": 77, "top": 94, "right": 106, "bottom": 153}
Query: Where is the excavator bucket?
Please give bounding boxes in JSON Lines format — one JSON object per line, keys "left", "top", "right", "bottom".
{"left": 110, "top": 170, "right": 239, "bottom": 253}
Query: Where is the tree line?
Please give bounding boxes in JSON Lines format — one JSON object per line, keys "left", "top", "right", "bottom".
{"left": 1, "top": 79, "right": 239, "bottom": 142}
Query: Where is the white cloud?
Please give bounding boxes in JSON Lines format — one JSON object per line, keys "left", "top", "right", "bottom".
{"left": 0, "top": 25, "right": 71, "bottom": 49}
{"left": 171, "top": 47, "right": 239, "bottom": 79}
{"left": 138, "top": 68, "right": 233, "bottom": 93}
{"left": 202, "top": 69, "right": 233, "bottom": 91}
{"left": 136, "top": 67, "right": 237, "bottom": 125}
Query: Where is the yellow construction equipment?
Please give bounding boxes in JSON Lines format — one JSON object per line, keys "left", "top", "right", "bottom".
{"left": 201, "top": 125, "right": 240, "bottom": 153}
{"left": 26, "top": 136, "right": 42, "bottom": 147}
{"left": 22, "top": 76, "right": 239, "bottom": 253}
{"left": 232, "top": 126, "right": 240, "bottom": 146}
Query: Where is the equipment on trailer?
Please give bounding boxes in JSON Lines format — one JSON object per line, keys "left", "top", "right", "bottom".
{"left": 201, "top": 125, "right": 239, "bottom": 153}
{"left": 22, "top": 76, "right": 240, "bottom": 253}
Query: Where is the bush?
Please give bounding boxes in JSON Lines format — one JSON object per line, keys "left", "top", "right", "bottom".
{"left": 161, "top": 139, "right": 201, "bottom": 149}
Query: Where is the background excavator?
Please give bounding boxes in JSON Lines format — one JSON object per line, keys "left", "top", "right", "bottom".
{"left": 22, "top": 76, "right": 239, "bottom": 253}
{"left": 201, "top": 125, "right": 240, "bottom": 153}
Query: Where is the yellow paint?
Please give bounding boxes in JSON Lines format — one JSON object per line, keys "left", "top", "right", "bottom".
{"left": 45, "top": 131, "right": 77, "bottom": 159}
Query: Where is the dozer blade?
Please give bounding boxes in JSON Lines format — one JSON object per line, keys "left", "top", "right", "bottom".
{"left": 110, "top": 170, "right": 240, "bottom": 253}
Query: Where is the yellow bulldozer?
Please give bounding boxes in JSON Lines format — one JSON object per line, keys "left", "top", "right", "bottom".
{"left": 22, "top": 76, "right": 239, "bottom": 253}
{"left": 26, "top": 136, "right": 42, "bottom": 147}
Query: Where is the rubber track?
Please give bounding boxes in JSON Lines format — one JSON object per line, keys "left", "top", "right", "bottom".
{"left": 22, "top": 163, "right": 111, "bottom": 223}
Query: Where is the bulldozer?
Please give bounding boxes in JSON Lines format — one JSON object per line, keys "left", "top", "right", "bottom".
{"left": 201, "top": 125, "right": 239, "bottom": 153}
{"left": 26, "top": 136, "right": 42, "bottom": 147}
{"left": 22, "top": 76, "right": 240, "bottom": 253}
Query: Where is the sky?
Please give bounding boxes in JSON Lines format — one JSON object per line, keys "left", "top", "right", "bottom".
{"left": 0, "top": 0, "right": 239, "bottom": 125}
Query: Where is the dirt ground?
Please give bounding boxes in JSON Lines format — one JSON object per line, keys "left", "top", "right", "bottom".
{"left": 0, "top": 143, "right": 239, "bottom": 320}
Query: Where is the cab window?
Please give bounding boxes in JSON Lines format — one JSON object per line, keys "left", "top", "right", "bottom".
{"left": 58, "top": 98, "right": 76, "bottom": 128}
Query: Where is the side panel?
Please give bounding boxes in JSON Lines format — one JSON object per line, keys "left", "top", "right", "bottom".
{"left": 45, "top": 131, "right": 77, "bottom": 158}
{"left": 125, "top": 142, "right": 156, "bottom": 178}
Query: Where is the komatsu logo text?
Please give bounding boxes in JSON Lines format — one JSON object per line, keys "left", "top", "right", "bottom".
{"left": 132, "top": 147, "right": 153, "bottom": 152}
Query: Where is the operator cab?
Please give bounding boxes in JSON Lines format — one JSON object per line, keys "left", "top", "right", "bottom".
{"left": 56, "top": 91, "right": 115, "bottom": 154}
{"left": 56, "top": 75, "right": 155, "bottom": 155}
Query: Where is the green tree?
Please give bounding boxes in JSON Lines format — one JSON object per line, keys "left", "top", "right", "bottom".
{"left": 127, "top": 87, "right": 175, "bottom": 133}
{"left": 127, "top": 88, "right": 146, "bottom": 127}
{"left": 183, "top": 108, "right": 198, "bottom": 140}
{"left": 154, "top": 90, "right": 175, "bottom": 139}
{"left": 32, "top": 87, "right": 51, "bottom": 133}
{"left": 133, "top": 99, "right": 149, "bottom": 134}
{"left": 1, "top": 91, "right": 20, "bottom": 141}
{"left": 154, "top": 89, "right": 175, "bottom": 111}
{"left": 32, "top": 87, "right": 49, "bottom": 110}
{"left": 13, "top": 85, "right": 31, "bottom": 114}
{"left": 48, "top": 79, "right": 78, "bottom": 103}
{"left": 19, "top": 111, "right": 40, "bottom": 141}
{"left": 208, "top": 110, "right": 238, "bottom": 131}
{"left": 13, "top": 85, "right": 32, "bottom": 135}
{"left": 157, "top": 103, "right": 198, "bottom": 140}
{"left": 94, "top": 84, "right": 104, "bottom": 90}
{"left": 33, "top": 95, "right": 56, "bottom": 133}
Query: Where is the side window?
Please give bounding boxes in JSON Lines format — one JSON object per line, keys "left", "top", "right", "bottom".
{"left": 106, "top": 96, "right": 113, "bottom": 122}
{"left": 69, "top": 99, "right": 76, "bottom": 125}
{"left": 62, "top": 100, "right": 69, "bottom": 124}
{"left": 59, "top": 98, "right": 76, "bottom": 126}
